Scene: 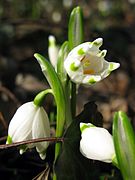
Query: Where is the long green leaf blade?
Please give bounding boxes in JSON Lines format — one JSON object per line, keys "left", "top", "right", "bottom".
{"left": 57, "top": 41, "right": 69, "bottom": 84}
{"left": 113, "top": 111, "right": 135, "bottom": 180}
{"left": 34, "top": 53, "right": 66, "bottom": 159}
{"left": 68, "top": 6, "right": 84, "bottom": 50}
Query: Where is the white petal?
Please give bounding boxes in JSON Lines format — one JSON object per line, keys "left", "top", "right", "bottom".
{"left": 80, "top": 126, "right": 115, "bottom": 163}
{"left": 8, "top": 102, "right": 37, "bottom": 142}
{"left": 32, "top": 107, "right": 50, "bottom": 155}
{"left": 109, "top": 62, "right": 120, "bottom": 71}
{"left": 92, "top": 38, "right": 103, "bottom": 47}
{"left": 82, "top": 75, "right": 101, "bottom": 85}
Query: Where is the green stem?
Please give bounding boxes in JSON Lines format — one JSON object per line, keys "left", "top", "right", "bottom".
{"left": 71, "top": 82, "right": 76, "bottom": 118}
{"left": 34, "top": 89, "right": 53, "bottom": 107}
{"left": 64, "top": 83, "right": 73, "bottom": 127}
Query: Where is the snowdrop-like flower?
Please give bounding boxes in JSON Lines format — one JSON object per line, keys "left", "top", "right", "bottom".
{"left": 80, "top": 123, "right": 115, "bottom": 163}
{"left": 48, "top": 35, "right": 59, "bottom": 68}
{"left": 6, "top": 102, "right": 50, "bottom": 160}
{"left": 64, "top": 38, "right": 120, "bottom": 85}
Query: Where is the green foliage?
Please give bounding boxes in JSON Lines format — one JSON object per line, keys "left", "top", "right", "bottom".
{"left": 34, "top": 53, "right": 66, "bottom": 159}
{"left": 68, "top": 6, "right": 84, "bottom": 50}
{"left": 113, "top": 111, "right": 135, "bottom": 180}
{"left": 57, "top": 41, "right": 69, "bottom": 85}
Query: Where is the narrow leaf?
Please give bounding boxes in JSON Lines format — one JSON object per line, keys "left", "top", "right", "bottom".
{"left": 34, "top": 53, "right": 66, "bottom": 159}
{"left": 113, "top": 111, "right": 135, "bottom": 180}
{"left": 68, "top": 6, "right": 84, "bottom": 50}
{"left": 57, "top": 41, "right": 69, "bottom": 84}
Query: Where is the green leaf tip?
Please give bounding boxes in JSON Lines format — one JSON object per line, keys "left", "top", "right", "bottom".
{"left": 68, "top": 6, "right": 84, "bottom": 50}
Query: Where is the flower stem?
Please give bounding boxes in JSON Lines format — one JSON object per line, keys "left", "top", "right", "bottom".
{"left": 34, "top": 89, "right": 53, "bottom": 107}
{"left": 71, "top": 82, "right": 76, "bottom": 118}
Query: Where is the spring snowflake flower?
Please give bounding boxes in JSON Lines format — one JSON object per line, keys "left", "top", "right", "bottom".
{"left": 64, "top": 38, "right": 120, "bottom": 85}
{"left": 80, "top": 123, "right": 115, "bottom": 163}
{"left": 6, "top": 102, "right": 50, "bottom": 160}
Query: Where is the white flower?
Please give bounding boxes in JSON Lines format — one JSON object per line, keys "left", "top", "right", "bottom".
{"left": 6, "top": 102, "right": 50, "bottom": 160}
{"left": 48, "top": 35, "right": 59, "bottom": 68}
{"left": 64, "top": 38, "right": 120, "bottom": 85}
{"left": 80, "top": 123, "right": 115, "bottom": 163}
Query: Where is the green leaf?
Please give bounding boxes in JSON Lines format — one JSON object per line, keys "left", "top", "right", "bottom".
{"left": 34, "top": 53, "right": 66, "bottom": 159}
{"left": 68, "top": 6, "right": 84, "bottom": 119}
{"left": 68, "top": 6, "right": 84, "bottom": 50}
{"left": 55, "top": 102, "right": 103, "bottom": 180}
{"left": 57, "top": 41, "right": 69, "bottom": 85}
{"left": 57, "top": 41, "right": 73, "bottom": 127}
{"left": 113, "top": 111, "right": 135, "bottom": 180}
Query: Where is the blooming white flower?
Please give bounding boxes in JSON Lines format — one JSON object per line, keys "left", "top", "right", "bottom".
{"left": 64, "top": 38, "right": 120, "bottom": 85}
{"left": 48, "top": 35, "right": 59, "bottom": 68}
{"left": 6, "top": 102, "right": 50, "bottom": 160}
{"left": 80, "top": 122, "right": 115, "bottom": 163}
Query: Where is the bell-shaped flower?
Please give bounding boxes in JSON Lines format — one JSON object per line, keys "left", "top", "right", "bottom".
{"left": 6, "top": 102, "right": 50, "bottom": 160}
{"left": 48, "top": 35, "right": 59, "bottom": 68}
{"left": 80, "top": 122, "right": 115, "bottom": 163}
{"left": 64, "top": 38, "right": 120, "bottom": 85}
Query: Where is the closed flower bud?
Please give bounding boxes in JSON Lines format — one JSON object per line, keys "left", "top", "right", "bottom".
{"left": 6, "top": 102, "right": 50, "bottom": 160}
{"left": 48, "top": 35, "right": 59, "bottom": 68}
{"left": 80, "top": 123, "right": 115, "bottom": 163}
{"left": 64, "top": 38, "right": 120, "bottom": 85}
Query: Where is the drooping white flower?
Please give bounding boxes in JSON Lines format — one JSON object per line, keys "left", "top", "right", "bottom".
{"left": 6, "top": 102, "right": 50, "bottom": 160}
{"left": 80, "top": 122, "right": 115, "bottom": 163}
{"left": 64, "top": 38, "right": 120, "bottom": 85}
{"left": 48, "top": 35, "right": 59, "bottom": 68}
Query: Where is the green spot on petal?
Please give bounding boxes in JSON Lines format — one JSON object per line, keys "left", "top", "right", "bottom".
{"left": 70, "top": 62, "right": 79, "bottom": 71}
{"left": 89, "top": 78, "right": 96, "bottom": 84}
{"left": 109, "top": 63, "right": 115, "bottom": 71}
{"left": 93, "top": 41, "right": 99, "bottom": 46}
{"left": 80, "top": 123, "right": 95, "bottom": 133}
{"left": 78, "top": 48, "right": 85, "bottom": 55}
{"left": 7, "top": 135, "right": 12, "bottom": 144}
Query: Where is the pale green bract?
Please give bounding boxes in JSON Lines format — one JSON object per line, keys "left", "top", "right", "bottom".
{"left": 64, "top": 38, "right": 120, "bottom": 85}
{"left": 80, "top": 123, "right": 115, "bottom": 163}
{"left": 6, "top": 102, "right": 50, "bottom": 160}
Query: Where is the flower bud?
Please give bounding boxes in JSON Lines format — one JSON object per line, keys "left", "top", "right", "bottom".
{"left": 48, "top": 35, "right": 59, "bottom": 68}
{"left": 80, "top": 123, "right": 115, "bottom": 163}
{"left": 6, "top": 102, "right": 50, "bottom": 160}
{"left": 64, "top": 38, "right": 120, "bottom": 85}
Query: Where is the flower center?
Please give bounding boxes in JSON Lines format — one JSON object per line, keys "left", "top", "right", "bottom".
{"left": 81, "top": 56, "right": 95, "bottom": 75}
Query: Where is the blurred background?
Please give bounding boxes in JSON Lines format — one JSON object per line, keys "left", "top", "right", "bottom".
{"left": 0, "top": 0, "right": 135, "bottom": 179}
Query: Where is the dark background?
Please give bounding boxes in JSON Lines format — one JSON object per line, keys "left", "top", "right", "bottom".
{"left": 0, "top": 0, "right": 135, "bottom": 179}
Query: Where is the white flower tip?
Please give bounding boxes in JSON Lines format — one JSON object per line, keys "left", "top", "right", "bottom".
{"left": 98, "top": 50, "right": 107, "bottom": 57}
{"left": 109, "top": 62, "right": 120, "bottom": 71}
{"left": 19, "top": 149, "right": 24, "bottom": 155}
{"left": 93, "top": 38, "right": 103, "bottom": 47}
{"left": 39, "top": 153, "right": 46, "bottom": 160}
{"left": 83, "top": 76, "right": 101, "bottom": 85}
